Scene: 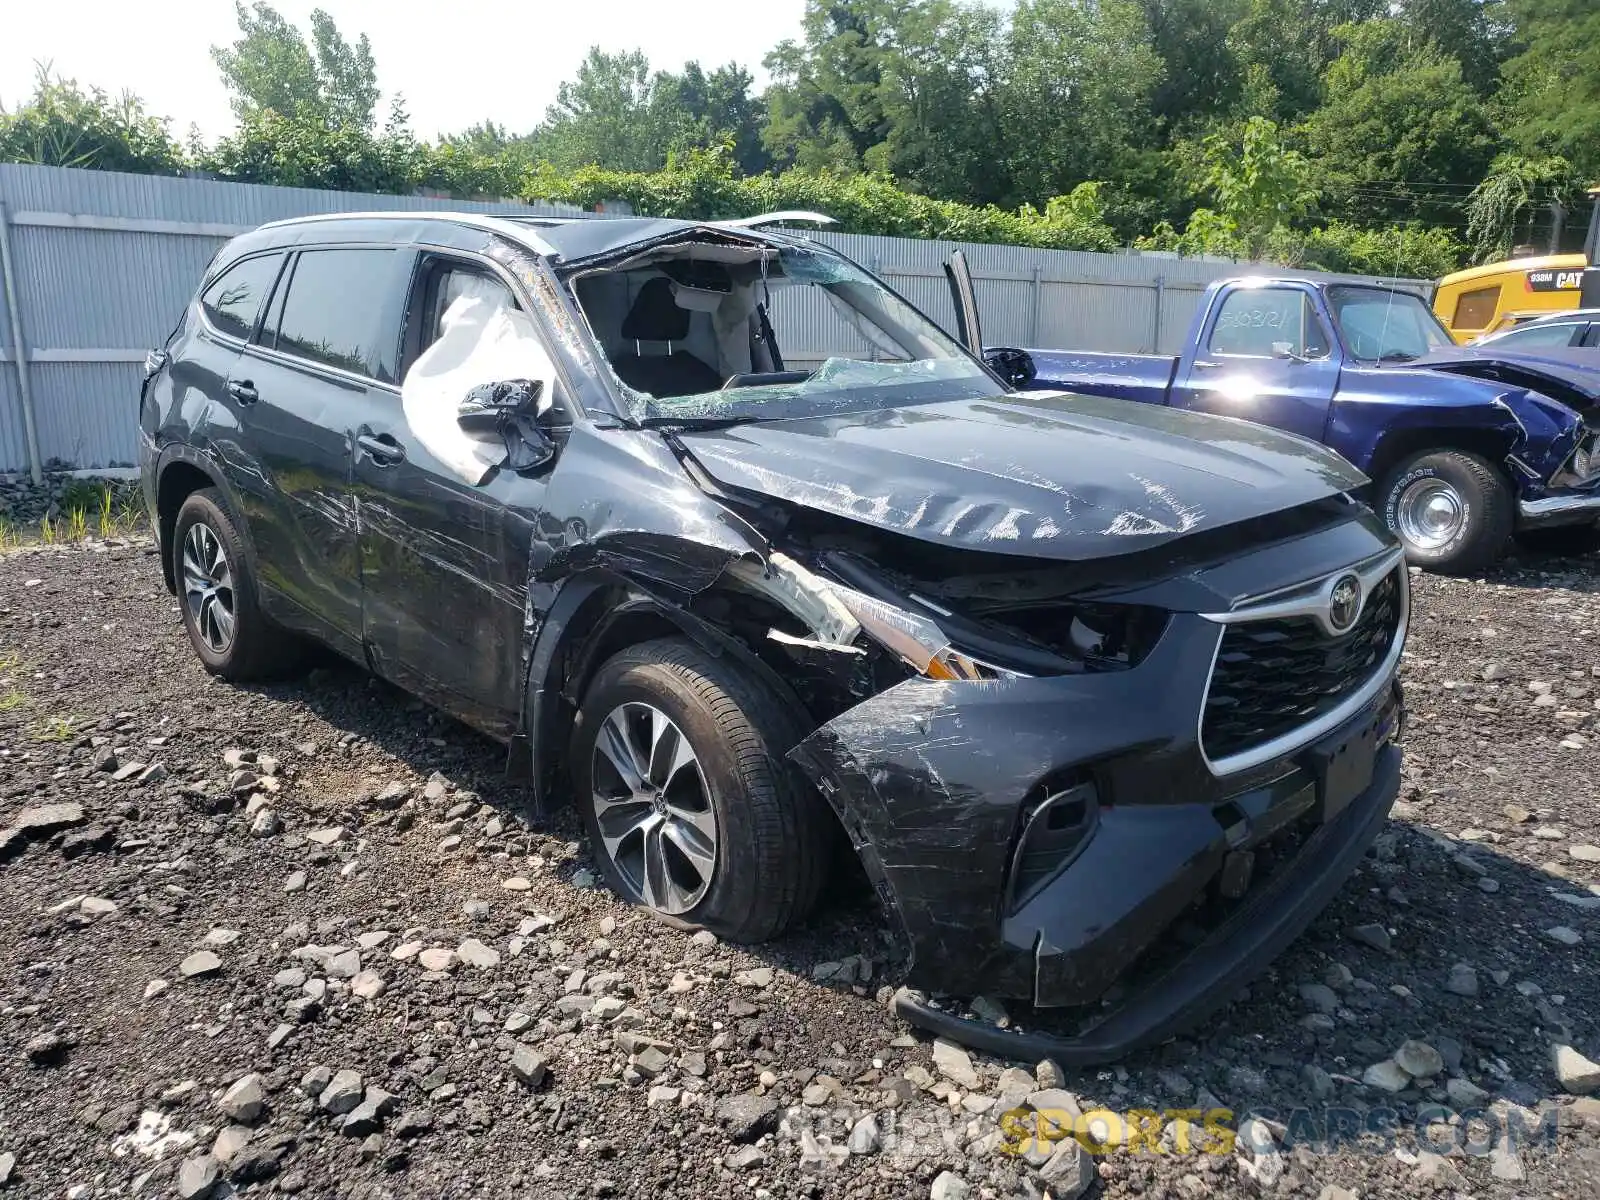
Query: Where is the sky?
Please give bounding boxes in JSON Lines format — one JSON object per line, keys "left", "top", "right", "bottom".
{"left": 3, "top": 0, "right": 811, "bottom": 143}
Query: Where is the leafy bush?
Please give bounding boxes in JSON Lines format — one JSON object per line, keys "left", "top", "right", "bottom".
{"left": 0, "top": 68, "right": 183, "bottom": 174}
{"left": 1138, "top": 212, "right": 1462, "bottom": 278}
{"left": 521, "top": 150, "right": 1122, "bottom": 252}
{"left": 1294, "top": 221, "right": 1465, "bottom": 279}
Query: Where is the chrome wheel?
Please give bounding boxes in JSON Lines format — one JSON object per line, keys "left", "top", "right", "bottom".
{"left": 1395, "top": 477, "right": 1466, "bottom": 552}
{"left": 181, "top": 521, "right": 236, "bottom": 654}
{"left": 590, "top": 702, "right": 717, "bottom": 915}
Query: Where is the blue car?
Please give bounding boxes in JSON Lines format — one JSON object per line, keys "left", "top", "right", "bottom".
{"left": 954, "top": 267, "right": 1600, "bottom": 573}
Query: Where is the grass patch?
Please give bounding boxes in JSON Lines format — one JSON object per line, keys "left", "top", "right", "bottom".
{"left": 1, "top": 480, "right": 147, "bottom": 547}
{"left": 33, "top": 714, "right": 80, "bottom": 742}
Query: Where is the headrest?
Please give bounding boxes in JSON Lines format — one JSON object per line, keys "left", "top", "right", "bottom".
{"left": 621, "top": 277, "right": 690, "bottom": 342}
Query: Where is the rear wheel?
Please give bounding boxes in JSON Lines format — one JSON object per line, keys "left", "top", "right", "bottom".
{"left": 570, "top": 637, "right": 830, "bottom": 942}
{"left": 1379, "top": 449, "right": 1513, "bottom": 574}
{"left": 172, "top": 488, "right": 301, "bottom": 680}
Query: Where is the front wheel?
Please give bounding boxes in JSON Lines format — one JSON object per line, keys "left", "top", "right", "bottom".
{"left": 1379, "top": 449, "right": 1513, "bottom": 574}
{"left": 570, "top": 637, "right": 831, "bottom": 943}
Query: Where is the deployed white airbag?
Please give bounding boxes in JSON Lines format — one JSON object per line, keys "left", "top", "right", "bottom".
{"left": 402, "top": 275, "right": 555, "bottom": 485}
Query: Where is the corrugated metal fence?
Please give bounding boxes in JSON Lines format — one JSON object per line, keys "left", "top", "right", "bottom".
{"left": 0, "top": 162, "right": 1426, "bottom": 475}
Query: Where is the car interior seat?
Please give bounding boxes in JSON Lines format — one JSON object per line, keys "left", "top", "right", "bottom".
{"left": 609, "top": 277, "right": 724, "bottom": 398}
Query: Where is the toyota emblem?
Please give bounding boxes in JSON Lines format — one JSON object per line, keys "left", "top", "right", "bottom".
{"left": 1328, "top": 574, "right": 1362, "bottom": 633}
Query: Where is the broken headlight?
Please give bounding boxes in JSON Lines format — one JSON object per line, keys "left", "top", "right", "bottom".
{"left": 827, "top": 585, "right": 1025, "bottom": 681}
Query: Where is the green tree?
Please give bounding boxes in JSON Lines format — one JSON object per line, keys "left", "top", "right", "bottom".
{"left": 1499, "top": 0, "right": 1600, "bottom": 178}
{"left": 1464, "top": 153, "right": 1586, "bottom": 260}
{"left": 212, "top": 2, "right": 380, "bottom": 131}
{"left": 529, "top": 48, "right": 676, "bottom": 173}
{"left": 762, "top": 0, "right": 1009, "bottom": 203}
{"left": 651, "top": 63, "right": 770, "bottom": 176}
{"left": 1200, "top": 116, "right": 1319, "bottom": 255}
{"left": 994, "top": 0, "right": 1162, "bottom": 208}
{"left": 1137, "top": 0, "right": 1248, "bottom": 131}
{"left": 1228, "top": 0, "right": 1387, "bottom": 120}
{"left": 0, "top": 65, "right": 184, "bottom": 174}
{"left": 1301, "top": 20, "right": 1500, "bottom": 228}
{"left": 1395, "top": 0, "right": 1510, "bottom": 94}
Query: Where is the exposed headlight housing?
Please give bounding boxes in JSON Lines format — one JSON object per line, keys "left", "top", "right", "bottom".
{"left": 828, "top": 585, "right": 1025, "bottom": 681}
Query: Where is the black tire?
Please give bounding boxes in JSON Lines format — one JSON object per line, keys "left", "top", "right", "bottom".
{"left": 1378, "top": 449, "right": 1513, "bottom": 574}
{"left": 570, "top": 637, "right": 831, "bottom": 943}
{"left": 1516, "top": 522, "right": 1600, "bottom": 558}
{"left": 171, "top": 488, "right": 300, "bottom": 680}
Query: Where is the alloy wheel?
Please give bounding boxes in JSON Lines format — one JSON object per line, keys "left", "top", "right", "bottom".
{"left": 590, "top": 702, "right": 718, "bottom": 915}
{"left": 181, "top": 521, "right": 236, "bottom": 654}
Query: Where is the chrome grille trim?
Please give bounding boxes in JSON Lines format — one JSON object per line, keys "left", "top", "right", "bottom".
{"left": 1197, "top": 547, "right": 1408, "bottom": 776}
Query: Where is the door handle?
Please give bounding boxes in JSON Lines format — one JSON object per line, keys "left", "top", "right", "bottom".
{"left": 227, "top": 379, "right": 258, "bottom": 404}
{"left": 1191, "top": 359, "right": 1225, "bottom": 370}
{"left": 356, "top": 431, "right": 407, "bottom": 466}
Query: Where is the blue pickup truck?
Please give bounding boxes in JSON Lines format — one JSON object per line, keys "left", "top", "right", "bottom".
{"left": 948, "top": 265, "right": 1600, "bottom": 572}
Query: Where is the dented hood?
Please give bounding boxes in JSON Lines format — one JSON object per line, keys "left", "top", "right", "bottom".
{"left": 677, "top": 391, "right": 1366, "bottom": 560}
{"left": 1401, "top": 347, "right": 1600, "bottom": 409}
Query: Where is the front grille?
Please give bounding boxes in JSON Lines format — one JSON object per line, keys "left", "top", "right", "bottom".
{"left": 1202, "top": 569, "right": 1401, "bottom": 763}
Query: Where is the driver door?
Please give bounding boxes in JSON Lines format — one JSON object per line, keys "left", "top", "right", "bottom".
{"left": 1176, "top": 286, "right": 1339, "bottom": 444}
{"left": 354, "top": 253, "right": 555, "bottom": 736}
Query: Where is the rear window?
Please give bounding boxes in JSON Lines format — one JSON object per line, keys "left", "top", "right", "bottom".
{"left": 200, "top": 253, "right": 283, "bottom": 340}
{"left": 273, "top": 249, "right": 402, "bottom": 381}
{"left": 1451, "top": 285, "right": 1500, "bottom": 331}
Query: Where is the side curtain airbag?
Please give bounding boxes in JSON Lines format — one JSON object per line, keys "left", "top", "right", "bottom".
{"left": 402, "top": 277, "right": 556, "bottom": 485}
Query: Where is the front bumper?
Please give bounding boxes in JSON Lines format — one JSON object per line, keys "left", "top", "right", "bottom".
{"left": 894, "top": 738, "right": 1400, "bottom": 1063}
{"left": 789, "top": 592, "right": 1405, "bottom": 1057}
{"left": 1519, "top": 491, "right": 1600, "bottom": 528}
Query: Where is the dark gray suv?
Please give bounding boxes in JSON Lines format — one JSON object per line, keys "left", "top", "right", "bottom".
{"left": 140, "top": 211, "right": 1406, "bottom": 1061}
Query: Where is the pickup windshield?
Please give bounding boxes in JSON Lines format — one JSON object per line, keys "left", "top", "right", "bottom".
{"left": 573, "top": 242, "right": 1005, "bottom": 426}
{"left": 1327, "top": 286, "right": 1453, "bottom": 363}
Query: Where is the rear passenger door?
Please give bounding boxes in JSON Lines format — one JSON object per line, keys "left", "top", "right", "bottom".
{"left": 231, "top": 246, "right": 411, "bottom": 657}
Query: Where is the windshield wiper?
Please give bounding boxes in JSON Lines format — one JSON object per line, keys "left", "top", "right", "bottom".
{"left": 637, "top": 412, "right": 766, "bottom": 431}
{"left": 1377, "top": 351, "right": 1420, "bottom": 363}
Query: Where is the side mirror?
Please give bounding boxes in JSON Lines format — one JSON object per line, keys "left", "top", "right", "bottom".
{"left": 457, "top": 378, "right": 556, "bottom": 472}
{"left": 984, "top": 347, "right": 1036, "bottom": 388}
{"left": 458, "top": 378, "right": 542, "bottom": 435}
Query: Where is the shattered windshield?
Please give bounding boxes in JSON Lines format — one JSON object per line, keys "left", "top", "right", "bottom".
{"left": 571, "top": 241, "right": 1004, "bottom": 426}
{"left": 1327, "top": 286, "right": 1453, "bottom": 363}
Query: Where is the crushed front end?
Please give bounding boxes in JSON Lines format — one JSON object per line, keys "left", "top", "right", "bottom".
{"left": 784, "top": 510, "right": 1408, "bottom": 1063}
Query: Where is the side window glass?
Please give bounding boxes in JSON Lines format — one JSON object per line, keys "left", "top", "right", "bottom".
{"left": 425, "top": 267, "right": 518, "bottom": 355}
{"left": 1209, "top": 290, "right": 1325, "bottom": 358}
{"left": 200, "top": 253, "right": 283, "bottom": 341}
{"left": 1499, "top": 323, "right": 1580, "bottom": 348}
{"left": 276, "top": 249, "right": 400, "bottom": 381}
{"left": 1451, "top": 285, "right": 1500, "bottom": 331}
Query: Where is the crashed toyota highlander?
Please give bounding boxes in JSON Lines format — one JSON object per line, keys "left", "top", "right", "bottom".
{"left": 140, "top": 211, "right": 1406, "bottom": 1061}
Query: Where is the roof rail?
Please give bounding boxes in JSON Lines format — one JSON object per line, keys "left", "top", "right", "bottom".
{"left": 715, "top": 211, "right": 837, "bottom": 230}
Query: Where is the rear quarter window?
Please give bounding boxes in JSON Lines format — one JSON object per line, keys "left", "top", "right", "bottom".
{"left": 200, "top": 253, "right": 284, "bottom": 341}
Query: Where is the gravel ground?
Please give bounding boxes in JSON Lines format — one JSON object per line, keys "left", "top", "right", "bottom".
{"left": 3, "top": 538, "right": 1600, "bottom": 1200}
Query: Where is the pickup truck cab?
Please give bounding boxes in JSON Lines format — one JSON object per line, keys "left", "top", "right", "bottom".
{"left": 989, "top": 273, "right": 1600, "bottom": 573}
